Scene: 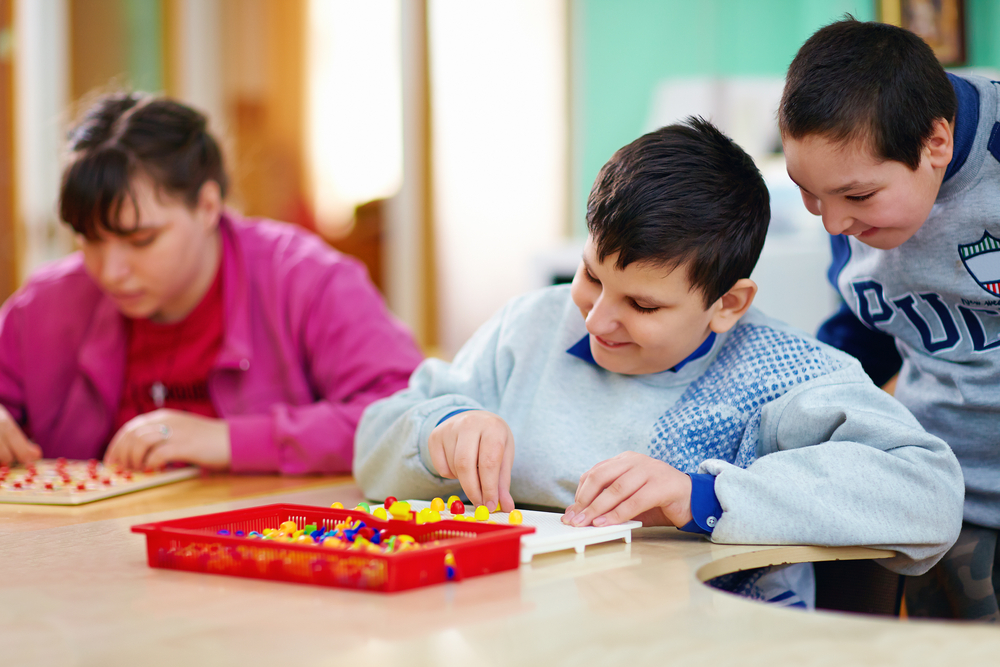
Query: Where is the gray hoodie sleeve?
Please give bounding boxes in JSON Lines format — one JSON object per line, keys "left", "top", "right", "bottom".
{"left": 354, "top": 305, "right": 512, "bottom": 502}
{"left": 701, "top": 365, "right": 965, "bottom": 575}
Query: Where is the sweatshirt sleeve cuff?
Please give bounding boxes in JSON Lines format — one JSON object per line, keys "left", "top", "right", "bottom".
{"left": 437, "top": 408, "right": 478, "bottom": 425}
{"left": 417, "top": 403, "right": 483, "bottom": 477}
{"left": 227, "top": 413, "right": 280, "bottom": 473}
{"left": 678, "top": 473, "right": 722, "bottom": 535}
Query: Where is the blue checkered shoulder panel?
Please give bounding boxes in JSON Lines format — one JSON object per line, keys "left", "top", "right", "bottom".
{"left": 650, "top": 324, "right": 845, "bottom": 472}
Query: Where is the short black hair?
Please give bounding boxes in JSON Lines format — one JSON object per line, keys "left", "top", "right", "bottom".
{"left": 60, "top": 93, "right": 229, "bottom": 240}
{"left": 779, "top": 18, "right": 956, "bottom": 170}
{"left": 587, "top": 117, "right": 770, "bottom": 307}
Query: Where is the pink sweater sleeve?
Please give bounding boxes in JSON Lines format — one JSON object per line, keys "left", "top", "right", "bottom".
{"left": 0, "top": 297, "right": 26, "bottom": 425}
{"left": 227, "top": 258, "right": 423, "bottom": 474}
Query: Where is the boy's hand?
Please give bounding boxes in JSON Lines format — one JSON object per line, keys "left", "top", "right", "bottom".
{"left": 563, "top": 452, "right": 693, "bottom": 528}
{"left": 0, "top": 404, "right": 42, "bottom": 465}
{"left": 427, "top": 410, "right": 515, "bottom": 512}
{"left": 104, "top": 409, "right": 231, "bottom": 471}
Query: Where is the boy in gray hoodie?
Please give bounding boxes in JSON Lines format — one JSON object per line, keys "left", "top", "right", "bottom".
{"left": 356, "top": 117, "right": 963, "bottom": 606}
{"left": 781, "top": 19, "right": 1000, "bottom": 619}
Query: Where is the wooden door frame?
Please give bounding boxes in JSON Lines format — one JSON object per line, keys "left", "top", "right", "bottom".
{"left": 0, "top": 0, "right": 16, "bottom": 301}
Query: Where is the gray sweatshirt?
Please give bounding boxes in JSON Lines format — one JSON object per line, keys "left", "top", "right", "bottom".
{"left": 355, "top": 286, "right": 964, "bottom": 574}
{"left": 829, "top": 74, "right": 1000, "bottom": 529}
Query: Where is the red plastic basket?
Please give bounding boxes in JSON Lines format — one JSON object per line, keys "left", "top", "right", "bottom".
{"left": 131, "top": 503, "right": 535, "bottom": 592}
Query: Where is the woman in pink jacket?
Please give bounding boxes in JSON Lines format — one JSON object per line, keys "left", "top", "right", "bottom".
{"left": 0, "top": 93, "right": 423, "bottom": 473}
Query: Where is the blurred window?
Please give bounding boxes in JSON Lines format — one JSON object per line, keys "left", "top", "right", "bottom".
{"left": 307, "top": 0, "right": 402, "bottom": 236}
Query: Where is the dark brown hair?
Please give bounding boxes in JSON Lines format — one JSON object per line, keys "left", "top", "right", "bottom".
{"left": 779, "top": 18, "right": 956, "bottom": 170}
{"left": 60, "top": 93, "right": 229, "bottom": 239}
{"left": 587, "top": 117, "right": 770, "bottom": 307}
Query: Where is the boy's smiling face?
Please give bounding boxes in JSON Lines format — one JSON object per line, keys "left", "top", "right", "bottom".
{"left": 783, "top": 119, "right": 953, "bottom": 250}
{"left": 570, "top": 237, "right": 734, "bottom": 375}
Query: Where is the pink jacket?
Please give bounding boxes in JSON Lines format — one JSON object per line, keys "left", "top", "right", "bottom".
{"left": 0, "top": 213, "right": 423, "bottom": 473}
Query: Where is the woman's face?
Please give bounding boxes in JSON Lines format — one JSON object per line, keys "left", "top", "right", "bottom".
{"left": 78, "top": 174, "right": 222, "bottom": 323}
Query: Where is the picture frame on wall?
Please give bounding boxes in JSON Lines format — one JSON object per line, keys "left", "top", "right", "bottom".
{"left": 878, "top": 0, "right": 966, "bottom": 65}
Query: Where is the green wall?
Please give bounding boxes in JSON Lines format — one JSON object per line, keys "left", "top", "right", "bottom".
{"left": 967, "top": 0, "right": 1000, "bottom": 69}
{"left": 123, "top": 0, "right": 164, "bottom": 93}
{"left": 572, "top": 0, "right": 874, "bottom": 235}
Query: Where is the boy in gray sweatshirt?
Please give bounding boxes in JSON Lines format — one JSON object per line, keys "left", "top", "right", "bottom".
{"left": 356, "top": 118, "right": 963, "bottom": 606}
{"left": 781, "top": 19, "right": 1000, "bottom": 620}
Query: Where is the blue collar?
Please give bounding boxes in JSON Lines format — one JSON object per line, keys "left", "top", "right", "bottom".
{"left": 567, "top": 331, "right": 717, "bottom": 372}
{"left": 944, "top": 73, "right": 978, "bottom": 183}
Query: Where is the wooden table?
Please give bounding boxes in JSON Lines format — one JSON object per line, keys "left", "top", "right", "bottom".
{"left": 2, "top": 476, "right": 998, "bottom": 666}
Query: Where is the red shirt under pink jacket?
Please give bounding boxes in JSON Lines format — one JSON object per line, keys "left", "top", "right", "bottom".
{"left": 0, "top": 213, "right": 423, "bottom": 474}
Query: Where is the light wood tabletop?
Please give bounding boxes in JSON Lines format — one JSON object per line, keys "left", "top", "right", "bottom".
{"left": 2, "top": 476, "right": 998, "bottom": 666}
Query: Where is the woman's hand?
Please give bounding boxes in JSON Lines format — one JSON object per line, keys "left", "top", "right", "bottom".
{"left": 0, "top": 404, "right": 42, "bottom": 465}
{"left": 562, "top": 451, "right": 693, "bottom": 528}
{"left": 103, "top": 409, "right": 231, "bottom": 471}
{"left": 427, "top": 410, "right": 515, "bottom": 512}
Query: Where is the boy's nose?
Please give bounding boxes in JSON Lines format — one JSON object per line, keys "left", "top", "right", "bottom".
{"left": 822, "top": 210, "right": 855, "bottom": 236}
{"left": 585, "top": 296, "right": 618, "bottom": 335}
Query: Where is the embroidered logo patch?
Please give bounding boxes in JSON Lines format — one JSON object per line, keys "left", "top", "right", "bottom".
{"left": 959, "top": 231, "right": 1000, "bottom": 297}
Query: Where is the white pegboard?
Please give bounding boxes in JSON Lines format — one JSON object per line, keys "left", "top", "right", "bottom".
{"left": 405, "top": 499, "right": 640, "bottom": 563}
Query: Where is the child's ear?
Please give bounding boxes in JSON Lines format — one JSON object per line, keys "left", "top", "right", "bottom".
{"left": 709, "top": 278, "right": 757, "bottom": 334}
{"left": 196, "top": 180, "right": 223, "bottom": 230}
{"left": 925, "top": 117, "right": 954, "bottom": 169}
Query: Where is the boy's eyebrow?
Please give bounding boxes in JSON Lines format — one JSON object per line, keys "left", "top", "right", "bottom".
{"left": 582, "top": 255, "right": 670, "bottom": 307}
{"left": 787, "top": 176, "right": 878, "bottom": 197}
{"left": 626, "top": 291, "right": 668, "bottom": 307}
{"left": 828, "top": 180, "right": 880, "bottom": 195}
{"left": 787, "top": 176, "right": 811, "bottom": 194}
{"left": 581, "top": 255, "right": 605, "bottom": 279}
